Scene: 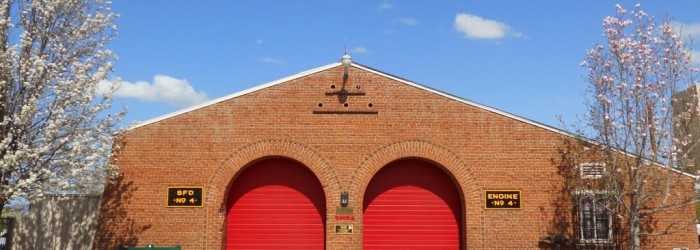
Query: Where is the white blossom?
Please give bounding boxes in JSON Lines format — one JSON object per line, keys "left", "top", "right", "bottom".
{"left": 0, "top": 0, "right": 123, "bottom": 205}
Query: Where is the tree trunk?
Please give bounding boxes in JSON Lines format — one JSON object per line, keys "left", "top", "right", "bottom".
{"left": 629, "top": 209, "right": 641, "bottom": 250}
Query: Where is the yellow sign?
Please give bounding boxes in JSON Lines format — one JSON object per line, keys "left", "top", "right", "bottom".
{"left": 484, "top": 190, "right": 521, "bottom": 209}
{"left": 335, "top": 224, "right": 354, "bottom": 234}
{"left": 167, "top": 186, "right": 204, "bottom": 207}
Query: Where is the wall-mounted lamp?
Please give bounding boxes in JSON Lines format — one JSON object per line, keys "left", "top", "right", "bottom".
{"left": 340, "top": 191, "right": 349, "bottom": 207}
{"left": 342, "top": 54, "right": 352, "bottom": 78}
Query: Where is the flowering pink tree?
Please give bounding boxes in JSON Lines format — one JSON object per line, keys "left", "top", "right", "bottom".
{"left": 0, "top": 0, "right": 123, "bottom": 214}
{"left": 571, "top": 4, "right": 699, "bottom": 249}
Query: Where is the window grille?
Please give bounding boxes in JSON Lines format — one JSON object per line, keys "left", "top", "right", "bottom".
{"left": 580, "top": 163, "right": 605, "bottom": 179}
{"left": 578, "top": 195, "right": 612, "bottom": 243}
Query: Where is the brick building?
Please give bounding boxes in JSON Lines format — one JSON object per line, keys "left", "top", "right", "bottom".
{"left": 93, "top": 56, "right": 699, "bottom": 249}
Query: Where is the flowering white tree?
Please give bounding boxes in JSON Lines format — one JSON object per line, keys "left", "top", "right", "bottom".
{"left": 570, "top": 4, "right": 699, "bottom": 250}
{"left": 0, "top": 0, "right": 122, "bottom": 214}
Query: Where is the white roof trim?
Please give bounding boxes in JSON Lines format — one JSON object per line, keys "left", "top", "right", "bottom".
{"left": 353, "top": 63, "right": 698, "bottom": 179}
{"left": 126, "top": 62, "right": 341, "bottom": 130}
{"left": 352, "top": 64, "right": 577, "bottom": 138}
{"left": 124, "top": 61, "right": 698, "bottom": 179}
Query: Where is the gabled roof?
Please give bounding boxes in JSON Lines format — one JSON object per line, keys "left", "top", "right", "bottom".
{"left": 127, "top": 61, "right": 572, "bottom": 136}
{"left": 127, "top": 62, "right": 339, "bottom": 131}
{"left": 124, "top": 60, "right": 698, "bottom": 179}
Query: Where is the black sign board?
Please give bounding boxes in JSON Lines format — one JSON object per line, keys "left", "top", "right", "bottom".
{"left": 167, "top": 186, "right": 203, "bottom": 207}
{"left": 484, "top": 190, "right": 521, "bottom": 209}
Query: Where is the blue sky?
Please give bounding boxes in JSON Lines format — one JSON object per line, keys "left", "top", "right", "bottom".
{"left": 106, "top": 1, "right": 700, "bottom": 129}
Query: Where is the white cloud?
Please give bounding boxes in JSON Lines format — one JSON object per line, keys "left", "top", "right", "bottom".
{"left": 672, "top": 21, "right": 700, "bottom": 38}
{"left": 672, "top": 22, "right": 700, "bottom": 65}
{"left": 350, "top": 47, "right": 369, "bottom": 54}
{"left": 261, "top": 57, "right": 285, "bottom": 65}
{"left": 379, "top": 1, "right": 393, "bottom": 10}
{"left": 399, "top": 18, "right": 418, "bottom": 26}
{"left": 454, "top": 13, "right": 521, "bottom": 40}
{"left": 684, "top": 24, "right": 700, "bottom": 37}
{"left": 98, "top": 75, "right": 209, "bottom": 108}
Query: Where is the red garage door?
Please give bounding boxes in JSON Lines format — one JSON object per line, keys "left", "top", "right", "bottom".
{"left": 363, "top": 159, "right": 461, "bottom": 249}
{"left": 226, "top": 158, "right": 325, "bottom": 249}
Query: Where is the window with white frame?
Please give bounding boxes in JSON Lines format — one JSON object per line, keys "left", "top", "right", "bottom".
{"left": 578, "top": 194, "right": 612, "bottom": 242}
{"left": 580, "top": 163, "right": 605, "bottom": 179}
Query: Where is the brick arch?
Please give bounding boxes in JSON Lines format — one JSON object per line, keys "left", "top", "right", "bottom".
{"left": 203, "top": 139, "right": 341, "bottom": 249}
{"left": 349, "top": 140, "right": 483, "bottom": 248}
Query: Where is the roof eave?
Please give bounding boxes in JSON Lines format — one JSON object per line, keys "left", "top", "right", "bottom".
{"left": 124, "top": 62, "right": 341, "bottom": 131}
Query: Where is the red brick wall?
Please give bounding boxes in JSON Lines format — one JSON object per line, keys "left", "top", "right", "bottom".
{"left": 93, "top": 65, "right": 699, "bottom": 249}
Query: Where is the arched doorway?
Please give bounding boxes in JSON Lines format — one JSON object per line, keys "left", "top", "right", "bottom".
{"left": 226, "top": 158, "right": 326, "bottom": 249}
{"left": 363, "top": 159, "right": 462, "bottom": 249}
